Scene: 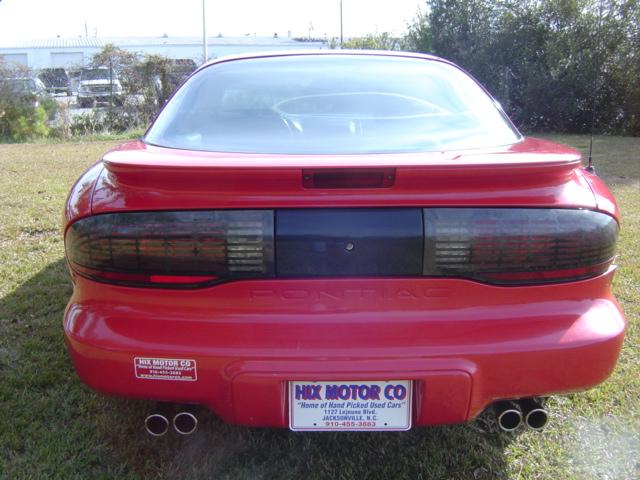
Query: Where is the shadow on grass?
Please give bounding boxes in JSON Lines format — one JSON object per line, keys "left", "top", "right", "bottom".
{"left": 1, "top": 259, "right": 516, "bottom": 480}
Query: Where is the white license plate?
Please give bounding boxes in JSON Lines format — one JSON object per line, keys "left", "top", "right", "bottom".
{"left": 289, "top": 380, "right": 412, "bottom": 431}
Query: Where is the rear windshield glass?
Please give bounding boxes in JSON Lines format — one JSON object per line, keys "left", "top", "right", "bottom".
{"left": 6, "top": 79, "right": 36, "bottom": 93}
{"left": 81, "top": 69, "right": 111, "bottom": 81}
{"left": 144, "top": 55, "right": 520, "bottom": 154}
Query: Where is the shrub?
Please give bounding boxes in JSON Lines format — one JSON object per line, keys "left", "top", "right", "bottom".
{"left": 0, "top": 61, "right": 56, "bottom": 142}
{"left": 0, "top": 100, "right": 51, "bottom": 142}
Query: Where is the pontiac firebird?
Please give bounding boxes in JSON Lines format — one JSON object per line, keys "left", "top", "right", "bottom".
{"left": 63, "top": 51, "right": 625, "bottom": 435}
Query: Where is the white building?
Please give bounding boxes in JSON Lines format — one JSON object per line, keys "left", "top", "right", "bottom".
{"left": 0, "top": 35, "right": 327, "bottom": 70}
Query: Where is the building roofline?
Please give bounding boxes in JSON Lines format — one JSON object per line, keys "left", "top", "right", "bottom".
{"left": 0, "top": 35, "right": 327, "bottom": 50}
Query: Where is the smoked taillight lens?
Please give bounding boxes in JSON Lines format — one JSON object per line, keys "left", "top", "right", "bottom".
{"left": 65, "top": 210, "right": 274, "bottom": 287}
{"left": 65, "top": 208, "right": 617, "bottom": 288}
{"left": 423, "top": 208, "right": 618, "bottom": 284}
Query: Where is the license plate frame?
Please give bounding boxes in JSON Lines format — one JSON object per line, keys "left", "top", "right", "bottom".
{"left": 289, "top": 380, "right": 412, "bottom": 431}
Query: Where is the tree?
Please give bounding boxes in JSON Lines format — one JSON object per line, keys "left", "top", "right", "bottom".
{"left": 90, "top": 44, "right": 142, "bottom": 95}
{"left": 340, "top": 32, "right": 406, "bottom": 50}
{"left": 406, "top": 0, "right": 640, "bottom": 135}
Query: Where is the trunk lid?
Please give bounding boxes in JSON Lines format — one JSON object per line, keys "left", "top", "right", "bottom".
{"left": 92, "top": 137, "right": 596, "bottom": 213}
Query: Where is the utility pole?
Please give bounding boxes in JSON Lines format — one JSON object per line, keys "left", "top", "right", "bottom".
{"left": 202, "top": 0, "right": 208, "bottom": 64}
{"left": 340, "top": 0, "right": 343, "bottom": 46}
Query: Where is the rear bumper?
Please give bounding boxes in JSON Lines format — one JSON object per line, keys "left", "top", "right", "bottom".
{"left": 64, "top": 270, "right": 625, "bottom": 427}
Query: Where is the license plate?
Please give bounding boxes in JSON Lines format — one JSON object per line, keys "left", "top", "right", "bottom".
{"left": 289, "top": 380, "right": 412, "bottom": 431}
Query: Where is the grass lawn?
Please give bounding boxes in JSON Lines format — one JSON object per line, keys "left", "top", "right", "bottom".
{"left": 0, "top": 135, "right": 638, "bottom": 479}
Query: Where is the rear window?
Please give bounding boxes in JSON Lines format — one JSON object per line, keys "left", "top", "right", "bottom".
{"left": 144, "top": 55, "right": 520, "bottom": 154}
{"left": 5, "top": 79, "right": 36, "bottom": 93}
{"left": 81, "top": 69, "right": 111, "bottom": 81}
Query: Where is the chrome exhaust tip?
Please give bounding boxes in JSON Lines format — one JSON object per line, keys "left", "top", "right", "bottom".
{"left": 520, "top": 398, "right": 549, "bottom": 431}
{"left": 525, "top": 408, "right": 549, "bottom": 430}
{"left": 173, "top": 411, "right": 198, "bottom": 435}
{"left": 494, "top": 401, "right": 523, "bottom": 432}
{"left": 145, "top": 414, "right": 169, "bottom": 436}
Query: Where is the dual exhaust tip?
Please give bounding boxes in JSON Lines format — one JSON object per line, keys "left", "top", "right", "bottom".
{"left": 145, "top": 411, "right": 197, "bottom": 436}
{"left": 494, "top": 398, "right": 548, "bottom": 432}
{"left": 146, "top": 400, "right": 547, "bottom": 435}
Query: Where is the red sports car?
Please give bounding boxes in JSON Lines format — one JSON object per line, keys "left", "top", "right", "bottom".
{"left": 63, "top": 51, "right": 624, "bottom": 436}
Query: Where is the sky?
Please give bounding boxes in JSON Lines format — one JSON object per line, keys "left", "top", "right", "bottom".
{"left": 0, "top": 0, "right": 425, "bottom": 43}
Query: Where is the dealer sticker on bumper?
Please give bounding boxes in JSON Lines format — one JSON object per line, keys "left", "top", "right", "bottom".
{"left": 134, "top": 357, "right": 197, "bottom": 381}
{"left": 289, "top": 380, "right": 412, "bottom": 431}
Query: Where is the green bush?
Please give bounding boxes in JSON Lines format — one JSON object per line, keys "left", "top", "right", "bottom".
{"left": 0, "top": 102, "right": 50, "bottom": 142}
{"left": 0, "top": 61, "right": 58, "bottom": 142}
{"left": 67, "top": 109, "right": 142, "bottom": 137}
{"left": 340, "top": 33, "right": 405, "bottom": 51}
{"left": 406, "top": 0, "right": 640, "bottom": 136}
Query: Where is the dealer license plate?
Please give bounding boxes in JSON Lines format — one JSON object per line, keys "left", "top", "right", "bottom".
{"left": 289, "top": 380, "right": 412, "bottom": 431}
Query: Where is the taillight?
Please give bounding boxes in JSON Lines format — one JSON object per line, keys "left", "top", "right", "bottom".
{"left": 65, "top": 210, "right": 274, "bottom": 287}
{"left": 423, "top": 208, "right": 618, "bottom": 284}
{"left": 65, "top": 208, "right": 617, "bottom": 288}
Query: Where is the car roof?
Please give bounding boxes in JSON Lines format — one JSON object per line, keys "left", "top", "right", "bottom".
{"left": 196, "top": 50, "right": 454, "bottom": 73}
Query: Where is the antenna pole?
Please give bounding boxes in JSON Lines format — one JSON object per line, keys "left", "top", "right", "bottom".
{"left": 202, "top": 0, "right": 208, "bottom": 64}
{"left": 587, "top": 0, "right": 605, "bottom": 174}
{"left": 340, "top": 0, "right": 344, "bottom": 46}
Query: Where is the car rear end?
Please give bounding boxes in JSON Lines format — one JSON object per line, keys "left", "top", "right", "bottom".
{"left": 62, "top": 52, "right": 625, "bottom": 432}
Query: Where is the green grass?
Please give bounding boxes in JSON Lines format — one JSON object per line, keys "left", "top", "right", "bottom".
{"left": 0, "top": 136, "right": 638, "bottom": 479}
